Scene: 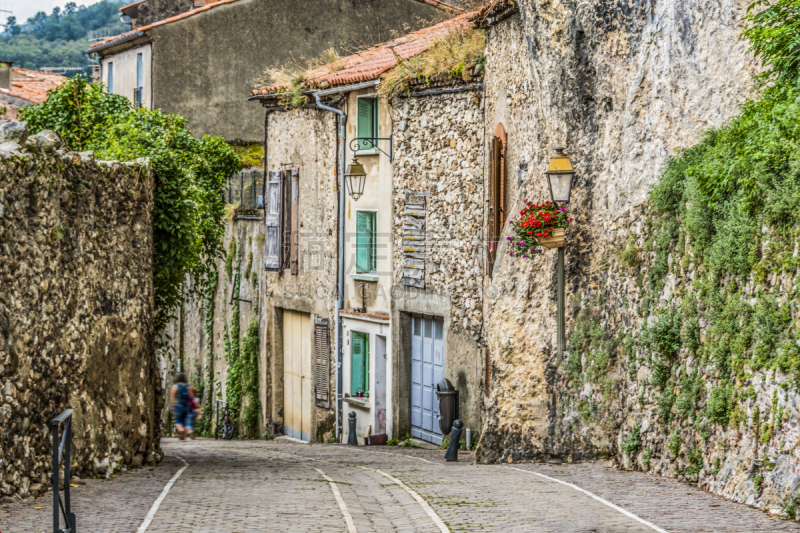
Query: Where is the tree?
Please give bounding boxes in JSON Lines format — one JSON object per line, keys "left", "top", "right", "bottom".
{"left": 5, "top": 16, "right": 20, "bottom": 37}
{"left": 21, "top": 76, "right": 242, "bottom": 332}
{"left": 64, "top": 2, "right": 78, "bottom": 15}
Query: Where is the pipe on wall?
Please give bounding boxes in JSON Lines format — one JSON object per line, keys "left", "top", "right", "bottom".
{"left": 313, "top": 91, "right": 347, "bottom": 441}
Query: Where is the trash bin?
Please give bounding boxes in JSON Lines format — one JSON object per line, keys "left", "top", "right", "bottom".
{"left": 435, "top": 379, "right": 458, "bottom": 436}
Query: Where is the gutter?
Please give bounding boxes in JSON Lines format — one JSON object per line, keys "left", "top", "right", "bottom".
{"left": 313, "top": 90, "right": 347, "bottom": 442}
{"left": 247, "top": 79, "right": 380, "bottom": 102}
{"left": 85, "top": 31, "right": 145, "bottom": 54}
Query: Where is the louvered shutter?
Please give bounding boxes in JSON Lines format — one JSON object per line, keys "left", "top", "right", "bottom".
{"left": 356, "top": 211, "right": 375, "bottom": 273}
{"left": 350, "top": 331, "right": 369, "bottom": 396}
{"left": 315, "top": 318, "right": 330, "bottom": 407}
{"left": 290, "top": 167, "right": 299, "bottom": 275}
{"left": 264, "top": 170, "right": 283, "bottom": 271}
{"left": 357, "top": 98, "right": 375, "bottom": 150}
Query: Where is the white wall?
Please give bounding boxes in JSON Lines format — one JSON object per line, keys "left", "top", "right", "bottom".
{"left": 101, "top": 44, "right": 152, "bottom": 107}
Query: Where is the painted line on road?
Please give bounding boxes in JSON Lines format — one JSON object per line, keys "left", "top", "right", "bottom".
{"left": 500, "top": 466, "right": 670, "bottom": 533}
{"left": 373, "top": 468, "right": 450, "bottom": 533}
{"left": 136, "top": 455, "right": 189, "bottom": 533}
{"left": 315, "top": 468, "right": 358, "bottom": 533}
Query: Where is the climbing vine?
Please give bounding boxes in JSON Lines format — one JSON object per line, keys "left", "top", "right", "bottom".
{"left": 241, "top": 317, "right": 262, "bottom": 438}
{"left": 224, "top": 233, "right": 243, "bottom": 423}
{"left": 196, "top": 269, "right": 218, "bottom": 436}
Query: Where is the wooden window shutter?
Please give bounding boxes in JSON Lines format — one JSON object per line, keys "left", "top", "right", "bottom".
{"left": 357, "top": 98, "right": 376, "bottom": 150}
{"left": 290, "top": 167, "right": 299, "bottom": 275}
{"left": 356, "top": 211, "right": 375, "bottom": 273}
{"left": 350, "top": 331, "right": 369, "bottom": 396}
{"left": 264, "top": 170, "right": 283, "bottom": 271}
{"left": 315, "top": 318, "right": 330, "bottom": 407}
{"left": 488, "top": 138, "right": 499, "bottom": 274}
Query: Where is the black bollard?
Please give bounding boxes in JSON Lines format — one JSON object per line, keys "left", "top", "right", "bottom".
{"left": 444, "top": 420, "right": 463, "bottom": 462}
{"left": 347, "top": 411, "right": 358, "bottom": 445}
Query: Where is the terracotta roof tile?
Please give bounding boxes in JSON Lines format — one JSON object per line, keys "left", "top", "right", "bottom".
{"left": 252, "top": 12, "right": 475, "bottom": 96}
{"left": 0, "top": 68, "right": 66, "bottom": 105}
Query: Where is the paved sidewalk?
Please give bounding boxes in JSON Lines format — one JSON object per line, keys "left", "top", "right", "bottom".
{"left": 1, "top": 438, "right": 797, "bottom": 532}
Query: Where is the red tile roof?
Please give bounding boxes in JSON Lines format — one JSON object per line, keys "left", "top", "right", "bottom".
{"left": 0, "top": 68, "right": 66, "bottom": 105}
{"left": 95, "top": 0, "right": 465, "bottom": 51}
{"left": 251, "top": 12, "right": 475, "bottom": 96}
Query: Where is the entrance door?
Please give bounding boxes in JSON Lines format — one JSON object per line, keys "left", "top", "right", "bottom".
{"left": 283, "top": 310, "right": 312, "bottom": 441}
{"left": 410, "top": 316, "right": 444, "bottom": 444}
{"left": 375, "top": 335, "right": 387, "bottom": 434}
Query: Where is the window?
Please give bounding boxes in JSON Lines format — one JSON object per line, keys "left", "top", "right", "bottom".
{"left": 107, "top": 62, "right": 114, "bottom": 95}
{"left": 351, "top": 331, "right": 369, "bottom": 397}
{"left": 264, "top": 170, "right": 283, "bottom": 270}
{"left": 134, "top": 53, "right": 144, "bottom": 108}
{"left": 356, "top": 97, "right": 378, "bottom": 151}
{"left": 356, "top": 211, "right": 376, "bottom": 273}
{"left": 488, "top": 123, "right": 508, "bottom": 275}
{"left": 264, "top": 167, "right": 299, "bottom": 273}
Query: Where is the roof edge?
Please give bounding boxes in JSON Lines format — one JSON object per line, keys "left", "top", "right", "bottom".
{"left": 86, "top": 31, "right": 146, "bottom": 54}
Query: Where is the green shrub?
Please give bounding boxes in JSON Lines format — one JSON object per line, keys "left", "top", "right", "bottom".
{"left": 622, "top": 424, "right": 642, "bottom": 457}
{"left": 667, "top": 431, "right": 682, "bottom": 458}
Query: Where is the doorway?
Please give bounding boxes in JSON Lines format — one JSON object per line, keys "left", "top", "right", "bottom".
{"left": 283, "top": 310, "right": 312, "bottom": 441}
{"left": 410, "top": 316, "right": 444, "bottom": 444}
{"left": 374, "top": 335, "right": 387, "bottom": 435}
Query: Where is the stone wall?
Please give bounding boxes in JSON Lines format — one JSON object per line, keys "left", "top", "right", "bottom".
{"left": 474, "top": 0, "right": 797, "bottom": 512}
{"left": 391, "top": 89, "right": 487, "bottom": 437}
{"left": 0, "top": 124, "right": 160, "bottom": 501}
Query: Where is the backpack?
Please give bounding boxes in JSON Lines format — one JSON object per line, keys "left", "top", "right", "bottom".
{"left": 177, "top": 383, "right": 190, "bottom": 408}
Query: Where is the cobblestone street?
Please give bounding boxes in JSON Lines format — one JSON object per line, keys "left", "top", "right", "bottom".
{"left": 1, "top": 438, "right": 797, "bottom": 533}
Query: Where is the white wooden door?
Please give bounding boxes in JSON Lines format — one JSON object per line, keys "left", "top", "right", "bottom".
{"left": 283, "top": 310, "right": 312, "bottom": 441}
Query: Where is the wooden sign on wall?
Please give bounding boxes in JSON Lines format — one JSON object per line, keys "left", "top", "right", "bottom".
{"left": 403, "top": 190, "right": 427, "bottom": 288}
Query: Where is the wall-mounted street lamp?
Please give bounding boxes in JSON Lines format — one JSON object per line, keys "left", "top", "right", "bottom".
{"left": 545, "top": 147, "right": 575, "bottom": 204}
{"left": 344, "top": 157, "right": 367, "bottom": 201}
{"left": 544, "top": 147, "right": 575, "bottom": 358}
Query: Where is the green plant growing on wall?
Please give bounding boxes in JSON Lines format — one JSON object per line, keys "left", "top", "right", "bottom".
{"left": 643, "top": 447, "right": 653, "bottom": 469}
{"left": 225, "top": 237, "right": 243, "bottom": 423}
{"left": 241, "top": 317, "right": 262, "bottom": 438}
{"left": 225, "top": 237, "right": 237, "bottom": 281}
{"left": 667, "top": 431, "right": 682, "bottom": 458}
{"left": 196, "top": 268, "right": 218, "bottom": 436}
{"left": 684, "top": 447, "right": 703, "bottom": 476}
{"left": 622, "top": 424, "right": 642, "bottom": 457}
{"left": 245, "top": 252, "right": 253, "bottom": 279}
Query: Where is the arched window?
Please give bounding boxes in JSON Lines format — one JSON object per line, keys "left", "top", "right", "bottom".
{"left": 488, "top": 123, "right": 508, "bottom": 276}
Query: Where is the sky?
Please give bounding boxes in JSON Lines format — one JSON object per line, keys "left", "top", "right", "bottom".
{"left": 4, "top": 0, "right": 106, "bottom": 25}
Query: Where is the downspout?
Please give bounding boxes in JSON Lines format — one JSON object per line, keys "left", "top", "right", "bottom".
{"left": 314, "top": 91, "right": 347, "bottom": 441}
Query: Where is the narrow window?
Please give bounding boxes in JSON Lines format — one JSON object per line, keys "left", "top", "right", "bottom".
{"left": 488, "top": 123, "right": 507, "bottom": 275}
{"left": 356, "top": 97, "right": 378, "bottom": 151}
{"left": 356, "top": 211, "right": 376, "bottom": 273}
{"left": 107, "top": 62, "right": 114, "bottom": 95}
{"left": 351, "top": 331, "right": 369, "bottom": 397}
{"left": 135, "top": 53, "right": 143, "bottom": 108}
{"left": 288, "top": 167, "right": 299, "bottom": 274}
{"left": 264, "top": 170, "right": 283, "bottom": 271}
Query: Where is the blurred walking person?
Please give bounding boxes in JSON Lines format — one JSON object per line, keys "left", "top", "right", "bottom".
{"left": 171, "top": 372, "right": 195, "bottom": 440}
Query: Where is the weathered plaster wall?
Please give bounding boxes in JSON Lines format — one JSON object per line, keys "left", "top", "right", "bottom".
{"left": 148, "top": 0, "right": 452, "bottom": 142}
{"left": 475, "top": 0, "right": 796, "bottom": 511}
{"left": 391, "top": 90, "right": 486, "bottom": 438}
{"left": 0, "top": 126, "right": 161, "bottom": 500}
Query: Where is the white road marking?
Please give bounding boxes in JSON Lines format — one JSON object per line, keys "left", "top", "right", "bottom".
{"left": 501, "top": 466, "right": 670, "bottom": 533}
{"left": 315, "top": 468, "right": 358, "bottom": 533}
{"left": 136, "top": 455, "right": 189, "bottom": 533}
{"left": 374, "top": 468, "right": 450, "bottom": 533}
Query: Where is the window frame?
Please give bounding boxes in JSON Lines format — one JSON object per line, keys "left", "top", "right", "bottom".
{"left": 355, "top": 209, "right": 377, "bottom": 274}
{"left": 350, "top": 330, "right": 370, "bottom": 397}
{"left": 356, "top": 95, "right": 379, "bottom": 154}
{"left": 107, "top": 62, "right": 114, "bottom": 95}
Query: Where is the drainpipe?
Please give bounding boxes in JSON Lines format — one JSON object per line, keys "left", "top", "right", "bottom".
{"left": 314, "top": 91, "right": 347, "bottom": 441}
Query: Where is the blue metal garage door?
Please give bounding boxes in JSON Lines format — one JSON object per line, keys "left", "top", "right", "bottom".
{"left": 410, "top": 316, "right": 444, "bottom": 444}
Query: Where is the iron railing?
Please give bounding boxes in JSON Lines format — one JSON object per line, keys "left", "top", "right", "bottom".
{"left": 226, "top": 169, "right": 264, "bottom": 210}
{"left": 51, "top": 409, "right": 76, "bottom": 533}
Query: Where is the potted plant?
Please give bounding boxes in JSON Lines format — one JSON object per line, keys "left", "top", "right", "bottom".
{"left": 506, "top": 200, "right": 571, "bottom": 257}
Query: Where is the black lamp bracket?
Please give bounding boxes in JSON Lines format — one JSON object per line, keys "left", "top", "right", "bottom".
{"left": 349, "top": 136, "right": 393, "bottom": 162}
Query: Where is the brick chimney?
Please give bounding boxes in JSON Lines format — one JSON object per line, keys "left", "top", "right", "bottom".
{"left": 0, "top": 61, "right": 12, "bottom": 92}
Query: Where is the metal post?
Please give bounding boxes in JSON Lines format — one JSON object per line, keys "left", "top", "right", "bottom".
{"left": 557, "top": 246, "right": 565, "bottom": 358}
{"left": 52, "top": 424, "right": 59, "bottom": 533}
{"left": 64, "top": 419, "right": 74, "bottom": 532}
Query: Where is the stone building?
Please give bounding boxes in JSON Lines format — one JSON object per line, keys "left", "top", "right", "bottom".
{"left": 0, "top": 64, "right": 65, "bottom": 121}
{"left": 87, "top": 0, "right": 466, "bottom": 142}
{"left": 0, "top": 123, "right": 161, "bottom": 500}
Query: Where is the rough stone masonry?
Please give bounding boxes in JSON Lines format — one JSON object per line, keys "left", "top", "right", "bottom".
{"left": 0, "top": 122, "right": 161, "bottom": 501}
